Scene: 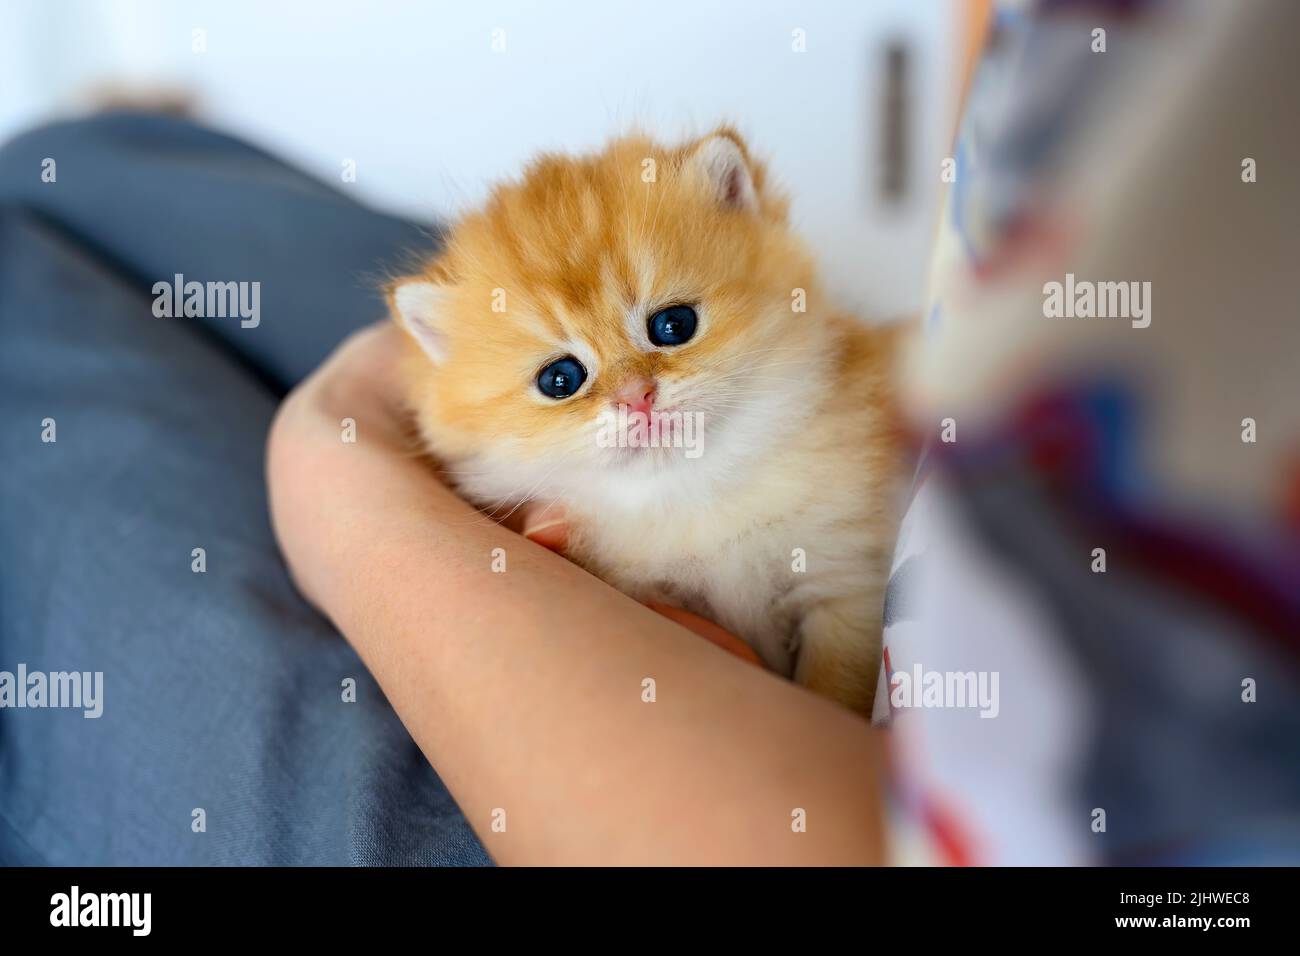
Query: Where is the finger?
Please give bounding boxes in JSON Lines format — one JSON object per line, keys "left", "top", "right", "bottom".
{"left": 520, "top": 502, "right": 569, "bottom": 552}
{"left": 646, "top": 602, "right": 765, "bottom": 668}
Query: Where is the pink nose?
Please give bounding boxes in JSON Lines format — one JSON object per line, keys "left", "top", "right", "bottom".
{"left": 613, "top": 378, "right": 657, "bottom": 418}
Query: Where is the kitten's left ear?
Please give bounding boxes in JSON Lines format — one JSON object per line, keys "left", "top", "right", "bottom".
{"left": 687, "top": 132, "right": 758, "bottom": 213}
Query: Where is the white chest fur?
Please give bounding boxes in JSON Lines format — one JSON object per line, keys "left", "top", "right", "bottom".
{"left": 564, "top": 453, "right": 878, "bottom": 675}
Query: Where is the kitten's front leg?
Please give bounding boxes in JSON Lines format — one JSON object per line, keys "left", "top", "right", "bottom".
{"left": 793, "top": 592, "right": 885, "bottom": 715}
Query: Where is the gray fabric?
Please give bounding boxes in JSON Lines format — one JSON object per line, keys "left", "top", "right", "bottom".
{"left": 0, "top": 113, "right": 488, "bottom": 865}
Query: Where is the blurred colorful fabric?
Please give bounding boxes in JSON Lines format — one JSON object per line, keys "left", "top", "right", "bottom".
{"left": 880, "top": 0, "right": 1300, "bottom": 864}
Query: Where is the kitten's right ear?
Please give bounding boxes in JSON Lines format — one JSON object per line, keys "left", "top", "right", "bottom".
{"left": 389, "top": 278, "right": 449, "bottom": 364}
{"left": 686, "top": 131, "right": 759, "bottom": 213}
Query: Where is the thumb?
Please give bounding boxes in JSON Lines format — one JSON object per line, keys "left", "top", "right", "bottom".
{"left": 647, "top": 602, "right": 765, "bottom": 668}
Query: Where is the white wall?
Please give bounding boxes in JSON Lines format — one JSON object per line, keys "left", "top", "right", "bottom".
{"left": 1, "top": 0, "right": 957, "bottom": 317}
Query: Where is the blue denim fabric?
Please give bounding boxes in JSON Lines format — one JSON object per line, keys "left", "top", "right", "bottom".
{"left": 0, "top": 113, "right": 489, "bottom": 865}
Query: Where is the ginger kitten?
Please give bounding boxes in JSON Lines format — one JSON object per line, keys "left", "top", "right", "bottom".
{"left": 388, "top": 128, "right": 902, "bottom": 713}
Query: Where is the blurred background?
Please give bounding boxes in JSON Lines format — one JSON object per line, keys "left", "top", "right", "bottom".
{"left": 0, "top": 0, "right": 970, "bottom": 319}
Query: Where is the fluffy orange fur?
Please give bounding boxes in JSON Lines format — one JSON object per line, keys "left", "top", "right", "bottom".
{"left": 389, "top": 127, "right": 903, "bottom": 713}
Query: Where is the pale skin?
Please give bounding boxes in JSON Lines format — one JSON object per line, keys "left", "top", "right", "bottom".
{"left": 266, "top": 323, "right": 886, "bottom": 865}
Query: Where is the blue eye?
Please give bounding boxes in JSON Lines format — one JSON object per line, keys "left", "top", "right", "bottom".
{"left": 648, "top": 305, "right": 698, "bottom": 346}
{"left": 536, "top": 355, "right": 587, "bottom": 399}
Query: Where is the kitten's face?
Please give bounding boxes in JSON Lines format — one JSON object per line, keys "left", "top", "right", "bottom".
{"left": 392, "top": 130, "right": 830, "bottom": 509}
